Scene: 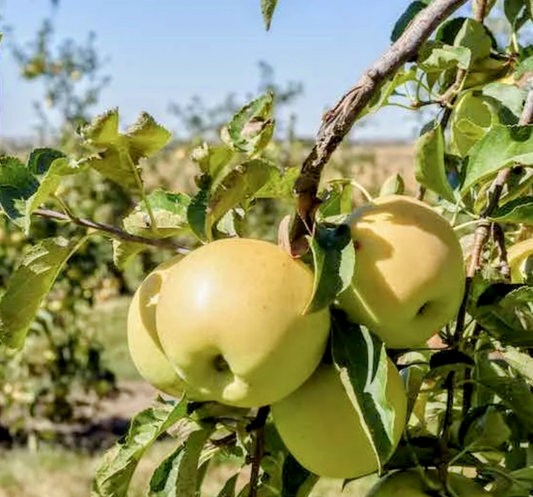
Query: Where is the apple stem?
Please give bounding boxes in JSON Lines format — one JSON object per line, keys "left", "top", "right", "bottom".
{"left": 246, "top": 406, "right": 270, "bottom": 497}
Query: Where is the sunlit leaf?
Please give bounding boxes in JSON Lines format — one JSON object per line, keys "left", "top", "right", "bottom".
{"left": 123, "top": 189, "right": 191, "bottom": 238}
{"left": 261, "top": 0, "right": 279, "bottom": 30}
{"left": 206, "top": 159, "right": 275, "bottom": 237}
{"left": 148, "top": 426, "right": 213, "bottom": 497}
{"left": 331, "top": 316, "right": 398, "bottom": 470}
{"left": 461, "top": 125, "right": 533, "bottom": 193}
{"left": 221, "top": 92, "right": 274, "bottom": 155}
{"left": 26, "top": 157, "right": 87, "bottom": 215}
{"left": 79, "top": 109, "right": 171, "bottom": 194}
{"left": 92, "top": 399, "right": 188, "bottom": 497}
{"left": 190, "top": 142, "right": 234, "bottom": 182}
{"left": 0, "top": 236, "right": 85, "bottom": 348}
{"left": 0, "top": 156, "right": 39, "bottom": 229}
{"left": 415, "top": 122, "right": 456, "bottom": 202}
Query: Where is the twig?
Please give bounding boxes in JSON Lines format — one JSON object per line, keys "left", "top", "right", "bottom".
{"left": 290, "top": 0, "right": 468, "bottom": 249}
{"left": 492, "top": 223, "right": 511, "bottom": 281}
{"left": 482, "top": 89, "right": 533, "bottom": 216}
{"left": 247, "top": 406, "right": 270, "bottom": 497}
{"left": 33, "top": 208, "right": 191, "bottom": 254}
{"left": 473, "top": 0, "right": 490, "bottom": 22}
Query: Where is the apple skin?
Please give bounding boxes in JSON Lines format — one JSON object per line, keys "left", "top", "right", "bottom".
{"left": 366, "top": 469, "right": 490, "bottom": 497}
{"left": 155, "top": 238, "right": 331, "bottom": 408}
{"left": 271, "top": 361, "right": 407, "bottom": 479}
{"left": 337, "top": 195, "right": 465, "bottom": 349}
{"left": 127, "top": 257, "right": 204, "bottom": 399}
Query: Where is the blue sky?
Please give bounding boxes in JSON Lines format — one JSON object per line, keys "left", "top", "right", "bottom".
{"left": 1, "top": 0, "right": 441, "bottom": 141}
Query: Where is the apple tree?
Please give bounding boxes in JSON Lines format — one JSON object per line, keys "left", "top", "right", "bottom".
{"left": 4, "top": 0, "right": 533, "bottom": 496}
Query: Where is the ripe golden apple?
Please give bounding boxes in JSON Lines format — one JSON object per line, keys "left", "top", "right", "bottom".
{"left": 271, "top": 361, "right": 407, "bottom": 479}
{"left": 127, "top": 257, "right": 203, "bottom": 399}
{"left": 155, "top": 238, "right": 331, "bottom": 408}
{"left": 337, "top": 195, "right": 465, "bottom": 349}
{"left": 366, "top": 469, "right": 490, "bottom": 496}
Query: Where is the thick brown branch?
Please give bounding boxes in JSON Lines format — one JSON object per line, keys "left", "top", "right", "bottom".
{"left": 290, "top": 0, "right": 468, "bottom": 248}
{"left": 33, "top": 208, "right": 191, "bottom": 254}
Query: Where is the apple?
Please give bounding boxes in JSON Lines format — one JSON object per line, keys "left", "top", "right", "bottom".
{"left": 127, "top": 257, "right": 204, "bottom": 399}
{"left": 337, "top": 195, "right": 465, "bottom": 349}
{"left": 365, "top": 469, "right": 490, "bottom": 496}
{"left": 155, "top": 238, "right": 331, "bottom": 408}
{"left": 271, "top": 361, "right": 407, "bottom": 479}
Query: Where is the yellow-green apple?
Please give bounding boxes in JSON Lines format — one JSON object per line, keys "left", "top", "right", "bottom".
{"left": 271, "top": 361, "right": 407, "bottom": 479}
{"left": 365, "top": 469, "right": 490, "bottom": 496}
{"left": 337, "top": 195, "right": 465, "bottom": 349}
{"left": 127, "top": 257, "right": 202, "bottom": 399}
{"left": 155, "top": 238, "right": 331, "bottom": 408}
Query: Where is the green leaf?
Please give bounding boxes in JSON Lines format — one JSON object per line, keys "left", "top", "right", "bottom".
{"left": 0, "top": 236, "right": 85, "bottom": 348}
{"left": 191, "top": 142, "right": 234, "bottom": 182}
{"left": 454, "top": 18, "right": 492, "bottom": 64}
{"left": 148, "top": 426, "right": 213, "bottom": 497}
{"left": 461, "top": 125, "right": 533, "bottom": 194}
{"left": 414, "top": 123, "right": 456, "bottom": 202}
{"left": 306, "top": 223, "right": 354, "bottom": 313}
{"left": 281, "top": 454, "right": 319, "bottom": 497}
{"left": 472, "top": 286, "right": 533, "bottom": 347}
{"left": 363, "top": 67, "right": 417, "bottom": 117}
{"left": 26, "top": 157, "right": 87, "bottom": 215}
{"left": 216, "top": 474, "right": 239, "bottom": 497}
{"left": 255, "top": 167, "right": 299, "bottom": 199}
{"left": 504, "top": 0, "right": 528, "bottom": 28}
{"left": 206, "top": 160, "right": 275, "bottom": 237}
{"left": 187, "top": 189, "right": 210, "bottom": 242}
{"left": 379, "top": 174, "right": 405, "bottom": 197}
{"left": 450, "top": 91, "right": 495, "bottom": 158}
{"left": 221, "top": 92, "right": 274, "bottom": 155}
{"left": 474, "top": 351, "right": 533, "bottom": 434}
{"left": 92, "top": 399, "right": 188, "bottom": 497}
{"left": 27, "top": 148, "right": 66, "bottom": 176}
{"left": 123, "top": 189, "right": 191, "bottom": 238}
{"left": 330, "top": 317, "right": 399, "bottom": 470}
{"left": 112, "top": 239, "right": 145, "bottom": 270}
{"left": 390, "top": 1, "right": 429, "bottom": 42}
{"left": 0, "top": 156, "right": 39, "bottom": 229}
{"left": 317, "top": 180, "right": 353, "bottom": 220}
{"left": 502, "top": 346, "right": 533, "bottom": 387}
{"left": 492, "top": 196, "right": 533, "bottom": 224}
{"left": 419, "top": 45, "right": 471, "bottom": 72}
{"left": 483, "top": 82, "right": 526, "bottom": 118}
{"left": 79, "top": 109, "right": 171, "bottom": 194}
{"left": 463, "top": 405, "right": 512, "bottom": 448}
{"left": 399, "top": 360, "right": 429, "bottom": 422}
{"left": 261, "top": 0, "right": 278, "bottom": 30}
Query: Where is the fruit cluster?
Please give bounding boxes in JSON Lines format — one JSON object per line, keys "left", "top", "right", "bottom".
{"left": 127, "top": 195, "right": 466, "bottom": 480}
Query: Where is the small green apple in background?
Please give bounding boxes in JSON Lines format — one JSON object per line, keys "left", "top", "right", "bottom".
{"left": 127, "top": 257, "right": 204, "bottom": 399}
{"left": 271, "top": 361, "right": 407, "bottom": 479}
{"left": 156, "top": 238, "right": 331, "bottom": 408}
{"left": 337, "top": 195, "right": 465, "bottom": 349}
{"left": 365, "top": 468, "right": 490, "bottom": 496}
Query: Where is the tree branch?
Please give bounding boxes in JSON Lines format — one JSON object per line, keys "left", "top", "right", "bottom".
{"left": 247, "top": 406, "right": 270, "bottom": 497}
{"left": 33, "top": 208, "right": 192, "bottom": 254}
{"left": 289, "top": 0, "right": 469, "bottom": 250}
